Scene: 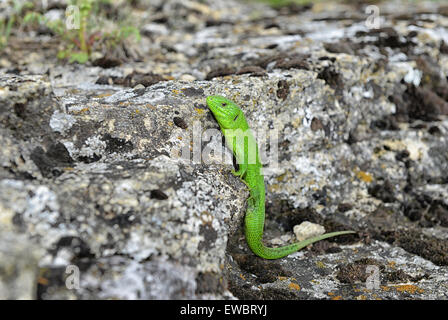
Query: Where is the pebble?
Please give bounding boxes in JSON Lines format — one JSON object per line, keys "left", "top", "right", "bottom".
{"left": 293, "top": 221, "right": 325, "bottom": 242}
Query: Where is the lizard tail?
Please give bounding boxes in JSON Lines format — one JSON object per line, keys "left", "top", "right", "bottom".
{"left": 244, "top": 191, "right": 355, "bottom": 259}
{"left": 246, "top": 229, "right": 355, "bottom": 260}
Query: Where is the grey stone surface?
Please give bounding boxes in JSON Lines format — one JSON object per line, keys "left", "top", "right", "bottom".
{"left": 0, "top": 0, "right": 447, "bottom": 299}
{"left": 0, "top": 230, "right": 42, "bottom": 299}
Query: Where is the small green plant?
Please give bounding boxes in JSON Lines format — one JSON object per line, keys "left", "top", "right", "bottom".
{"left": 103, "top": 25, "right": 141, "bottom": 49}
{"left": 0, "top": 15, "right": 15, "bottom": 50}
{"left": 23, "top": 0, "right": 140, "bottom": 63}
{"left": 0, "top": 0, "right": 33, "bottom": 50}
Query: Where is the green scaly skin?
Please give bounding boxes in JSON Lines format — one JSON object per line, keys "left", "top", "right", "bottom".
{"left": 206, "top": 95, "right": 355, "bottom": 259}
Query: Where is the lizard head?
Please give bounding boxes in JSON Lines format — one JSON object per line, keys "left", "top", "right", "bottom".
{"left": 206, "top": 95, "right": 244, "bottom": 130}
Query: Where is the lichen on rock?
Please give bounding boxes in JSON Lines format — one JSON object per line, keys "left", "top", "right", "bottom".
{"left": 1, "top": 0, "right": 448, "bottom": 300}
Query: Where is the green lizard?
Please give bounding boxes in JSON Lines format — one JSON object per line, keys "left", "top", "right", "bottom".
{"left": 206, "top": 95, "right": 355, "bottom": 259}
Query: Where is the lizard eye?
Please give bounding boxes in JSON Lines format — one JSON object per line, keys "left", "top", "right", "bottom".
{"left": 221, "top": 103, "right": 227, "bottom": 107}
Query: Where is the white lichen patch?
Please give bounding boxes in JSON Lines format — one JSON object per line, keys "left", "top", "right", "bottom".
{"left": 103, "top": 89, "right": 136, "bottom": 104}
{"left": 0, "top": 180, "right": 72, "bottom": 253}
{"left": 74, "top": 135, "right": 107, "bottom": 159}
{"left": 93, "top": 257, "right": 197, "bottom": 300}
{"left": 49, "top": 110, "right": 77, "bottom": 135}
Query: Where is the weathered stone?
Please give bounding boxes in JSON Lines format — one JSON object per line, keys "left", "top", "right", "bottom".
{"left": 0, "top": 0, "right": 447, "bottom": 300}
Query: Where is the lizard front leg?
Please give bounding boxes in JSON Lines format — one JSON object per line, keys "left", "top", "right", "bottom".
{"left": 231, "top": 163, "right": 248, "bottom": 179}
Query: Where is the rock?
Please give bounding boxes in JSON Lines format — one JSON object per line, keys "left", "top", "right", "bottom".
{"left": 293, "top": 222, "right": 325, "bottom": 242}
{"left": 0, "top": 231, "right": 43, "bottom": 299}
{"left": 179, "top": 74, "right": 197, "bottom": 81}
{"left": 1, "top": 0, "right": 448, "bottom": 300}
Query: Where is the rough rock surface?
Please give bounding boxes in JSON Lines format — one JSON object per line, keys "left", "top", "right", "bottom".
{"left": 0, "top": 0, "right": 448, "bottom": 299}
